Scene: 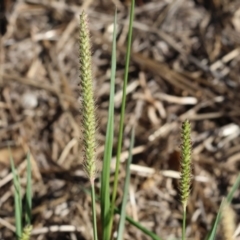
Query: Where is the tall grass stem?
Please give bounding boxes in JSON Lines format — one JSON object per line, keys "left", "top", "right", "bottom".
{"left": 117, "top": 127, "right": 135, "bottom": 240}
{"left": 91, "top": 182, "right": 98, "bottom": 240}
{"left": 100, "top": 9, "right": 117, "bottom": 240}
{"left": 182, "top": 207, "right": 186, "bottom": 240}
{"left": 110, "top": 0, "right": 135, "bottom": 236}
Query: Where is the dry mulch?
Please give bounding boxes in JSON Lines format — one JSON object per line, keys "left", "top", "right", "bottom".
{"left": 1, "top": 0, "right": 240, "bottom": 239}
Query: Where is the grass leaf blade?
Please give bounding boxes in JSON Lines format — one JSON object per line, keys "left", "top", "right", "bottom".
{"left": 110, "top": 0, "right": 135, "bottom": 234}
{"left": 117, "top": 127, "right": 135, "bottom": 240}
{"left": 25, "top": 152, "right": 32, "bottom": 225}
{"left": 9, "top": 149, "right": 22, "bottom": 238}
{"left": 114, "top": 207, "right": 162, "bottom": 240}
{"left": 206, "top": 173, "right": 240, "bottom": 240}
{"left": 100, "top": 8, "right": 117, "bottom": 240}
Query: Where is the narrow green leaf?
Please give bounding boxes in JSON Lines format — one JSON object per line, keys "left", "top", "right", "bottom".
{"left": 25, "top": 152, "right": 32, "bottom": 225}
{"left": 206, "top": 173, "right": 240, "bottom": 240}
{"left": 205, "top": 199, "right": 224, "bottom": 240}
{"left": 114, "top": 208, "right": 162, "bottom": 240}
{"left": 117, "top": 127, "right": 135, "bottom": 240}
{"left": 100, "top": 8, "right": 117, "bottom": 240}
{"left": 226, "top": 173, "right": 240, "bottom": 202}
{"left": 110, "top": 0, "right": 135, "bottom": 236}
{"left": 9, "top": 149, "right": 22, "bottom": 238}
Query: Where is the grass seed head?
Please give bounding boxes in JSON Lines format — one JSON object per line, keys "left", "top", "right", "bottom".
{"left": 20, "top": 225, "right": 32, "bottom": 240}
{"left": 179, "top": 119, "right": 192, "bottom": 210}
{"left": 79, "top": 11, "right": 97, "bottom": 183}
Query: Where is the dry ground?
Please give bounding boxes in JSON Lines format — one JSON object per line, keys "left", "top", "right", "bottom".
{"left": 1, "top": 0, "right": 240, "bottom": 239}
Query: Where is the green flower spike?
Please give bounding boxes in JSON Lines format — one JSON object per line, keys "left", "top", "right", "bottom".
{"left": 79, "top": 11, "right": 97, "bottom": 183}
{"left": 180, "top": 119, "right": 192, "bottom": 211}
{"left": 20, "top": 225, "right": 32, "bottom": 240}
{"left": 79, "top": 12, "right": 98, "bottom": 240}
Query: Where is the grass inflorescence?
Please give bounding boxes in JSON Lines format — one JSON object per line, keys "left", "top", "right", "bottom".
{"left": 179, "top": 119, "right": 192, "bottom": 240}
{"left": 79, "top": 11, "right": 98, "bottom": 183}
{"left": 180, "top": 119, "right": 192, "bottom": 210}
{"left": 79, "top": 11, "right": 98, "bottom": 240}
{"left": 20, "top": 225, "right": 32, "bottom": 240}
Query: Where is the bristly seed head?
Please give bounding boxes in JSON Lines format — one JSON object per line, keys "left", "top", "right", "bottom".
{"left": 79, "top": 11, "right": 97, "bottom": 183}
{"left": 179, "top": 119, "right": 192, "bottom": 210}
{"left": 20, "top": 225, "right": 32, "bottom": 240}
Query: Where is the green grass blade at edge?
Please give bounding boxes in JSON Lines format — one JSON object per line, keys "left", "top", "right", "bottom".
{"left": 9, "top": 149, "right": 22, "bottom": 238}
{"left": 100, "top": 8, "right": 117, "bottom": 240}
{"left": 117, "top": 127, "right": 135, "bottom": 240}
{"left": 205, "top": 199, "right": 224, "bottom": 240}
{"left": 25, "top": 152, "right": 32, "bottom": 225}
{"left": 206, "top": 173, "right": 240, "bottom": 240}
{"left": 110, "top": 0, "right": 135, "bottom": 235}
{"left": 114, "top": 208, "right": 162, "bottom": 240}
{"left": 226, "top": 173, "right": 240, "bottom": 202}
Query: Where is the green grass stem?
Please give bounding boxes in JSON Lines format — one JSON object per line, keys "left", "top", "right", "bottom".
{"left": 25, "top": 153, "right": 32, "bottom": 225}
{"left": 10, "top": 149, "right": 22, "bottom": 239}
{"left": 115, "top": 208, "right": 162, "bottom": 240}
{"left": 117, "top": 127, "right": 135, "bottom": 240}
{"left": 207, "top": 173, "right": 240, "bottom": 240}
{"left": 100, "top": 9, "right": 117, "bottom": 240}
{"left": 182, "top": 207, "right": 186, "bottom": 240}
{"left": 110, "top": 0, "right": 135, "bottom": 236}
{"left": 91, "top": 182, "right": 98, "bottom": 240}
